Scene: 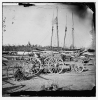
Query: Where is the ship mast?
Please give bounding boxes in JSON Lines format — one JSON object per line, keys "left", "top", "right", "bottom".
{"left": 56, "top": 6, "right": 59, "bottom": 47}
{"left": 51, "top": 12, "right": 54, "bottom": 47}
{"left": 51, "top": 24, "right": 53, "bottom": 47}
{"left": 51, "top": 6, "right": 59, "bottom": 48}
{"left": 71, "top": 12, "right": 74, "bottom": 49}
{"left": 63, "top": 14, "right": 67, "bottom": 48}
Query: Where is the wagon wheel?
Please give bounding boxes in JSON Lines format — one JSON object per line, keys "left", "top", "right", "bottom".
{"left": 44, "top": 56, "right": 52, "bottom": 67}
{"left": 43, "top": 56, "right": 53, "bottom": 73}
{"left": 48, "top": 57, "right": 63, "bottom": 73}
{"left": 44, "top": 57, "right": 50, "bottom": 65}
{"left": 56, "top": 58, "right": 64, "bottom": 73}
{"left": 74, "top": 63, "right": 84, "bottom": 73}
{"left": 23, "top": 57, "right": 41, "bottom": 76}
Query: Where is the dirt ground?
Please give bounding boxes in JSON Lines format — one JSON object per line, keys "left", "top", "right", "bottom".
{"left": 2, "top": 58, "right": 96, "bottom": 97}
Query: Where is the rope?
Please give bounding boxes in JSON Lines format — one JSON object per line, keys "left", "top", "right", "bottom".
{"left": 39, "top": 32, "right": 51, "bottom": 45}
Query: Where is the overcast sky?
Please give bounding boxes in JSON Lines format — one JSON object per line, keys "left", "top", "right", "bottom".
{"left": 3, "top": 3, "right": 94, "bottom": 48}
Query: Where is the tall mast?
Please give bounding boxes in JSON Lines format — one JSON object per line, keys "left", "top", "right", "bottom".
{"left": 51, "top": 12, "right": 54, "bottom": 47}
{"left": 56, "top": 6, "right": 59, "bottom": 47}
{"left": 71, "top": 12, "right": 74, "bottom": 49}
{"left": 63, "top": 14, "right": 67, "bottom": 48}
{"left": 51, "top": 25, "right": 53, "bottom": 47}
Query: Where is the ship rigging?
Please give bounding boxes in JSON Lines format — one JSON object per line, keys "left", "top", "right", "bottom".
{"left": 51, "top": 7, "right": 75, "bottom": 50}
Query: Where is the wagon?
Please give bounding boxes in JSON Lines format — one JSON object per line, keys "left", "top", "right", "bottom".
{"left": 3, "top": 50, "right": 86, "bottom": 81}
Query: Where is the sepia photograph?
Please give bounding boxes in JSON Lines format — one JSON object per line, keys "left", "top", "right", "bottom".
{"left": 2, "top": 2, "right": 96, "bottom": 97}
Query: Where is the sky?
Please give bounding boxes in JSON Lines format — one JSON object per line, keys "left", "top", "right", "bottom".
{"left": 3, "top": 3, "right": 94, "bottom": 49}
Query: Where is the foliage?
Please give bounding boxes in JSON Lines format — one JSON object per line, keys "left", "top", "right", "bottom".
{"left": 2, "top": 44, "right": 52, "bottom": 51}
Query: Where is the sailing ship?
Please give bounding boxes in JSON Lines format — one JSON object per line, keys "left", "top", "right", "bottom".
{"left": 50, "top": 6, "right": 75, "bottom": 51}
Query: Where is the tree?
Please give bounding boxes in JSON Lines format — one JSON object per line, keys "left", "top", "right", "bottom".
{"left": 27, "top": 41, "right": 31, "bottom": 47}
